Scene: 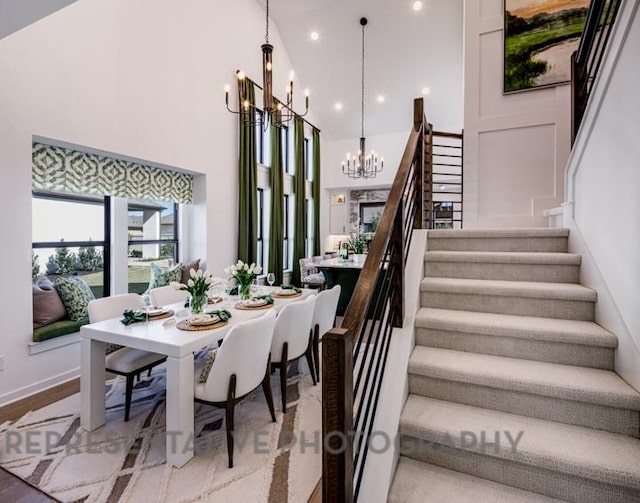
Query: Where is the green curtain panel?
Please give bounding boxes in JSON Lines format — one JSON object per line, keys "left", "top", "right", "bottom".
{"left": 237, "top": 81, "right": 259, "bottom": 265}
{"left": 292, "top": 116, "right": 307, "bottom": 286}
{"left": 312, "top": 127, "right": 321, "bottom": 256}
{"left": 268, "top": 109, "right": 284, "bottom": 285}
{"left": 32, "top": 143, "right": 193, "bottom": 204}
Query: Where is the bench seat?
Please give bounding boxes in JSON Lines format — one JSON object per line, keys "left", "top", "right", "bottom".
{"left": 33, "top": 316, "right": 89, "bottom": 343}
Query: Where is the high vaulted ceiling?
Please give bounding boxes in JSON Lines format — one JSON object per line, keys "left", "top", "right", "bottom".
{"left": 256, "top": 0, "right": 464, "bottom": 141}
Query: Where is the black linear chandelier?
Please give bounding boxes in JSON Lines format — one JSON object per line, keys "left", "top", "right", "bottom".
{"left": 224, "top": 0, "right": 309, "bottom": 129}
{"left": 342, "top": 17, "right": 383, "bottom": 179}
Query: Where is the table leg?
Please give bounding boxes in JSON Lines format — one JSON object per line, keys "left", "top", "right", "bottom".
{"left": 80, "top": 338, "right": 106, "bottom": 431}
{"left": 166, "top": 354, "right": 194, "bottom": 468}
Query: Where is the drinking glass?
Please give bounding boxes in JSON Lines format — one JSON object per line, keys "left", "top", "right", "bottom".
{"left": 267, "top": 273, "right": 275, "bottom": 287}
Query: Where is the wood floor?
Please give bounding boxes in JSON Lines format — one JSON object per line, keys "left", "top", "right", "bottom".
{"left": 0, "top": 466, "right": 60, "bottom": 502}
{"left": 0, "top": 377, "right": 94, "bottom": 502}
{"left": 0, "top": 378, "right": 80, "bottom": 423}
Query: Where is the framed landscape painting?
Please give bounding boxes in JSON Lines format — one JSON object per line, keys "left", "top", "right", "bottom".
{"left": 504, "top": 0, "right": 590, "bottom": 93}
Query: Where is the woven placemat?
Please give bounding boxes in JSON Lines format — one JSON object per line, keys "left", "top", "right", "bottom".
{"left": 148, "top": 309, "right": 175, "bottom": 321}
{"left": 177, "top": 319, "right": 228, "bottom": 331}
{"left": 207, "top": 297, "right": 223, "bottom": 305}
{"left": 234, "top": 302, "right": 273, "bottom": 311}
{"left": 271, "top": 291, "right": 302, "bottom": 299}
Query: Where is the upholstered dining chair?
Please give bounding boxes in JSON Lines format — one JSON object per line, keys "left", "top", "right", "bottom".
{"left": 299, "top": 258, "right": 326, "bottom": 290}
{"left": 194, "top": 310, "right": 277, "bottom": 468}
{"left": 310, "top": 285, "right": 341, "bottom": 380}
{"left": 270, "top": 294, "right": 317, "bottom": 412}
{"left": 148, "top": 285, "right": 189, "bottom": 306}
{"left": 87, "top": 294, "right": 167, "bottom": 422}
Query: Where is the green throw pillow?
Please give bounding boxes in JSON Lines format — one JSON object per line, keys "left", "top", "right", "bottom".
{"left": 54, "top": 276, "right": 95, "bottom": 321}
{"left": 149, "top": 263, "right": 182, "bottom": 289}
{"left": 198, "top": 348, "right": 218, "bottom": 383}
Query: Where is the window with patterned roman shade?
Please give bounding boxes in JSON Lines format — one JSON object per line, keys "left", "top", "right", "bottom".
{"left": 32, "top": 143, "right": 193, "bottom": 204}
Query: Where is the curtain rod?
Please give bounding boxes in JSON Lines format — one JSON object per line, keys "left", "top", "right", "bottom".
{"left": 244, "top": 76, "right": 321, "bottom": 132}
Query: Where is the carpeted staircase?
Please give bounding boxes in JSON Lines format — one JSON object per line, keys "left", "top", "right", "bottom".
{"left": 388, "top": 228, "right": 640, "bottom": 503}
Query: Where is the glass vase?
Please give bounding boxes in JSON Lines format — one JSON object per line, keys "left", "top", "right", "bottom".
{"left": 189, "top": 293, "right": 207, "bottom": 315}
{"left": 239, "top": 282, "right": 251, "bottom": 300}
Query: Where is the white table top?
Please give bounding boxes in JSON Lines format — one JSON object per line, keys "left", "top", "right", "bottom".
{"left": 316, "top": 257, "right": 366, "bottom": 269}
{"left": 80, "top": 287, "right": 314, "bottom": 358}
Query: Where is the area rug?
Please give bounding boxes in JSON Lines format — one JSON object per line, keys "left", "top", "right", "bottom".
{"left": 0, "top": 365, "right": 321, "bottom": 503}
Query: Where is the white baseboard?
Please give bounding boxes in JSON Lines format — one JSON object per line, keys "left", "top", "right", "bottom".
{"left": 29, "top": 332, "right": 80, "bottom": 355}
{"left": 0, "top": 367, "right": 80, "bottom": 407}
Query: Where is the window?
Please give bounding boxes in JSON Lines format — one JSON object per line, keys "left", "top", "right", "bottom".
{"left": 283, "top": 194, "right": 291, "bottom": 270}
{"left": 127, "top": 201, "right": 179, "bottom": 294}
{"left": 257, "top": 188, "right": 265, "bottom": 268}
{"left": 32, "top": 191, "right": 110, "bottom": 299}
{"left": 255, "top": 111, "right": 272, "bottom": 167}
{"left": 256, "top": 111, "right": 265, "bottom": 165}
{"left": 304, "top": 137, "right": 311, "bottom": 180}
{"left": 306, "top": 198, "right": 314, "bottom": 257}
{"left": 281, "top": 125, "right": 290, "bottom": 173}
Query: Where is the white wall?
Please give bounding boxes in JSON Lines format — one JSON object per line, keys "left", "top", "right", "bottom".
{"left": 0, "top": 0, "right": 303, "bottom": 404}
{"left": 320, "top": 131, "right": 410, "bottom": 251}
{"left": 563, "top": 0, "right": 640, "bottom": 391}
{"left": 463, "top": 0, "right": 571, "bottom": 228}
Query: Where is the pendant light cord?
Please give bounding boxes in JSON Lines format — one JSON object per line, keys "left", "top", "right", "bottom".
{"left": 265, "top": 0, "right": 270, "bottom": 44}
{"left": 361, "top": 20, "right": 365, "bottom": 138}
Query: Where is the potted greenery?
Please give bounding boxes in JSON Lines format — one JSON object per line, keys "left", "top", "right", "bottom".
{"left": 347, "top": 225, "right": 368, "bottom": 262}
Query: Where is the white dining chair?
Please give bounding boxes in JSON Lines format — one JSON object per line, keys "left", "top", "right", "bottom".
{"left": 148, "top": 285, "right": 189, "bottom": 306}
{"left": 87, "top": 293, "right": 166, "bottom": 422}
{"left": 194, "top": 310, "right": 277, "bottom": 468}
{"left": 311, "top": 285, "right": 341, "bottom": 380}
{"left": 270, "top": 294, "right": 317, "bottom": 412}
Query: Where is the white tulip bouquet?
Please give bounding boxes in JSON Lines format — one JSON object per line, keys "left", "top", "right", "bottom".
{"left": 224, "top": 260, "right": 262, "bottom": 299}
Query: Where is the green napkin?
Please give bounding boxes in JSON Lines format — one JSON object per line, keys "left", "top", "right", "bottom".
{"left": 226, "top": 286, "right": 239, "bottom": 296}
{"left": 121, "top": 309, "right": 147, "bottom": 326}
{"left": 252, "top": 295, "right": 274, "bottom": 305}
{"left": 205, "top": 309, "right": 232, "bottom": 321}
{"left": 280, "top": 284, "right": 302, "bottom": 293}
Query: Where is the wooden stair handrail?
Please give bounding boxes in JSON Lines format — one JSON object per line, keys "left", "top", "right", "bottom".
{"left": 322, "top": 97, "right": 427, "bottom": 503}
{"left": 342, "top": 99, "right": 423, "bottom": 333}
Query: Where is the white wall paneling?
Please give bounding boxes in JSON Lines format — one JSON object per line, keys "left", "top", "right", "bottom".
{"left": 463, "top": 0, "right": 571, "bottom": 227}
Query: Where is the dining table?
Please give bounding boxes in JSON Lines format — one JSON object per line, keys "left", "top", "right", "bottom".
{"left": 80, "top": 286, "right": 314, "bottom": 468}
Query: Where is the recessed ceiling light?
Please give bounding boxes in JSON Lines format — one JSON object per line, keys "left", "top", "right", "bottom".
{"left": 310, "top": 31, "right": 319, "bottom": 41}
{"left": 376, "top": 95, "right": 385, "bottom": 103}
{"left": 422, "top": 86, "right": 431, "bottom": 95}
{"left": 334, "top": 102, "right": 343, "bottom": 111}
{"left": 413, "top": 1, "right": 423, "bottom": 11}
{"left": 440, "top": 185, "right": 447, "bottom": 190}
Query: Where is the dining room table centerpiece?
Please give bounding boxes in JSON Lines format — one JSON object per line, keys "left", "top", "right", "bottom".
{"left": 175, "top": 268, "right": 214, "bottom": 314}
{"left": 224, "top": 260, "right": 262, "bottom": 300}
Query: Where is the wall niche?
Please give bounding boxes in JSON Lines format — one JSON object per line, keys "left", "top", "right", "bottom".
{"left": 349, "top": 188, "right": 390, "bottom": 232}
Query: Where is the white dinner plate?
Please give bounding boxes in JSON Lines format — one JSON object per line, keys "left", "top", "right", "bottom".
{"left": 275, "top": 289, "right": 297, "bottom": 296}
{"left": 145, "top": 306, "right": 167, "bottom": 316}
{"left": 241, "top": 298, "right": 268, "bottom": 307}
{"left": 189, "top": 314, "right": 220, "bottom": 326}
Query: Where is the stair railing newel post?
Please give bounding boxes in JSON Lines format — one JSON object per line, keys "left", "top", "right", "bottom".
{"left": 321, "top": 326, "right": 354, "bottom": 503}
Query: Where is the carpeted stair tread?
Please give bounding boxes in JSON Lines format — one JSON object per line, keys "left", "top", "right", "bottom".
{"left": 389, "top": 457, "right": 567, "bottom": 503}
{"left": 400, "top": 396, "right": 640, "bottom": 489}
{"left": 415, "top": 308, "right": 617, "bottom": 348}
{"left": 421, "top": 277, "right": 596, "bottom": 302}
{"left": 427, "top": 228, "right": 569, "bottom": 239}
{"left": 409, "top": 347, "right": 640, "bottom": 409}
{"left": 425, "top": 251, "right": 581, "bottom": 265}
